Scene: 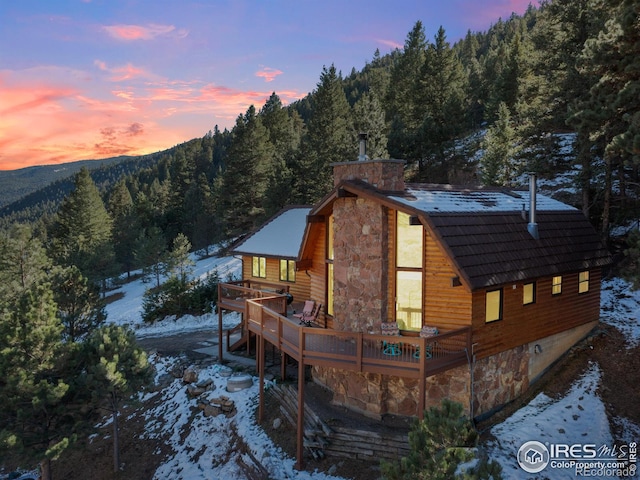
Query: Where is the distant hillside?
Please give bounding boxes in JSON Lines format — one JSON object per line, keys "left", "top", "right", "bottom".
{"left": 0, "top": 151, "right": 170, "bottom": 226}
{"left": 0, "top": 157, "right": 133, "bottom": 209}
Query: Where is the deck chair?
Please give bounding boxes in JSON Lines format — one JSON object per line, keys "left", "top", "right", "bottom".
{"left": 293, "top": 300, "right": 315, "bottom": 322}
{"left": 294, "top": 301, "right": 321, "bottom": 326}
{"left": 381, "top": 321, "right": 401, "bottom": 356}
{"left": 414, "top": 326, "right": 439, "bottom": 359}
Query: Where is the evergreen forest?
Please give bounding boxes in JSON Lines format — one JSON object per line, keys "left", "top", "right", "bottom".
{"left": 1, "top": 1, "right": 640, "bottom": 476}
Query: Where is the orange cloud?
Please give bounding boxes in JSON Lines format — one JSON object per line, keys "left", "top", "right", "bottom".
{"left": 255, "top": 67, "right": 283, "bottom": 82}
{"left": 102, "top": 23, "right": 188, "bottom": 41}
{"left": 0, "top": 68, "right": 306, "bottom": 170}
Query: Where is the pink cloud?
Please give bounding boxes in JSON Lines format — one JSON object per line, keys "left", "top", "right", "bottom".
{"left": 94, "top": 60, "right": 150, "bottom": 82}
{"left": 102, "top": 23, "right": 188, "bottom": 41}
{"left": 255, "top": 67, "right": 283, "bottom": 82}
{"left": 376, "top": 38, "right": 403, "bottom": 50}
{"left": 461, "top": 0, "right": 541, "bottom": 30}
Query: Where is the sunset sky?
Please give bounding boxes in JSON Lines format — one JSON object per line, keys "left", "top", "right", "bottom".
{"left": 0, "top": 0, "right": 538, "bottom": 171}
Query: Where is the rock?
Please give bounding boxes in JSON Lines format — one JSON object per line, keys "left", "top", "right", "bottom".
{"left": 272, "top": 417, "right": 282, "bottom": 430}
{"left": 196, "top": 378, "right": 214, "bottom": 389}
{"left": 183, "top": 367, "right": 198, "bottom": 384}
{"left": 186, "top": 385, "right": 206, "bottom": 398}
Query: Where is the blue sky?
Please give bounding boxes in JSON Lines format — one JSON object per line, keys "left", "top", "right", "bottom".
{"left": 0, "top": 0, "right": 538, "bottom": 170}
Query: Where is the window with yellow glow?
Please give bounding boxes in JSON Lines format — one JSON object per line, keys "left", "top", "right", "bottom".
{"left": 326, "top": 214, "right": 334, "bottom": 316}
{"left": 396, "top": 271, "right": 422, "bottom": 330}
{"left": 279, "top": 259, "right": 296, "bottom": 282}
{"left": 252, "top": 256, "right": 266, "bottom": 278}
{"left": 395, "top": 211, "right": 423, "bottom": 330}
{"left": 523, "top": 282, "right": 535, "bottom": 305}
{"left": 396, "top": 212, "right": 423, "bottom": 267}
{"left": 579, "top": 271, "right": 590, "bottom": 293}
{"left": 485, "top": 289, "right": 502, "bottom": 322}
{"left": 552, "top": 276, "right": 562, "bottom": 295}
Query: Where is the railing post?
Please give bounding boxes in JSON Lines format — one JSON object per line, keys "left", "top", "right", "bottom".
{"left": 295, "top": 326, "right": 305, "bottom": 470}
{"left": 418, "top": 336, "right": 426, "bottom": 419}
{"left": 217, "top": 283, "right": 224, "bottom": 363}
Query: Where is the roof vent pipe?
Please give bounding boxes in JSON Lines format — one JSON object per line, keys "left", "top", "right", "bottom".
{"left": 358, "top": 132, "right": 369, "bottom": 161}
{"left": 528, "top": 173, "right": 539, "bottom": 240}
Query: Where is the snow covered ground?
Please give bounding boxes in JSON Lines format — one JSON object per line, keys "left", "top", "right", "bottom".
{"left": 104, "top": 255, "right": 640, "bottom": 480}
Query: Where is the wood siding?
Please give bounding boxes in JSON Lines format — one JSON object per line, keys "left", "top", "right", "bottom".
{"left": 241, "top": 256, "right": 311, "bottom": 303}
{"left": 424, "top": 230, "right": 472, "bottom": 330}
{"left": 387, "top": 210, "right": 472, "bottom": 331}
{"left": 303, "top": 222, "right": 332, "bottom": 329}
{"left": 471, "top": 269, "right": 602, "bottom": 359}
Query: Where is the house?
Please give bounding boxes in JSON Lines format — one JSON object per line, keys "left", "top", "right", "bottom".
{"left": 221, "top": 149, "right": 610, "bottom": 440}
{"left": 229, "top": 205, "right": 312, "bottom": 304}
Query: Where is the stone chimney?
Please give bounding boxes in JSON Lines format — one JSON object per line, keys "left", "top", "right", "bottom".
{"left": 332, "top": 158, "right": 405, "bottom": 192}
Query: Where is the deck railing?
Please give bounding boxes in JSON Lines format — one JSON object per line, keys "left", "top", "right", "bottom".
{"left": 245, "top": 297, "right": 471, "bottom": 380}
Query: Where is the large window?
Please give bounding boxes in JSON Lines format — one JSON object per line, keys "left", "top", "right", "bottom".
{"left": 395, "top": 212, "right": 423, "bottom": 330}
{"left": 279, "top": 259, "right": 296, "bottom": 282}
{"left": 252, "top": 256, "right": 266, "bottom": 278}
{"left": 485, "top": 289, "right": 503, "bottom": 323}
{"left": 523, "top": 282, "right": 536, "bottom": 305}
{"left": 579, "top": 271, "right": 590, "bottom": 293}
{"left": 552, "top": 276, "right": 562, "bottom": 295}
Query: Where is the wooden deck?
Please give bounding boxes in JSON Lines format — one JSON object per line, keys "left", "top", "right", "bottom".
{"left": 218, "top": 283, "right": 472, "bottom": 470}
{"left": 217, "top": 282, "right": 471, "bottom": 380}
{"left": 244, "top": 297, "right": 471, "bottom": 380}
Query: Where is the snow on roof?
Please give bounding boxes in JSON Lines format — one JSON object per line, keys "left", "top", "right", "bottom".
{"left": 231, "top": 207, "right": 311, "bottom": 259}
{"left": 390, "top": 187, "right": 577, "bottom": 214}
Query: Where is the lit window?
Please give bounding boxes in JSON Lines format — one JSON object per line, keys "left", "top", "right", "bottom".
{"left": 395, "top": 211, "right": 423, "bottom": 330}
{"left": 486, "top": 289, "right": 502, "bottom": 323}
{"left": 279, "top": 259, "right": 296, "bottom": 282}
{"left": 327, "top": 215, "right": 334, "bottom": 316}
{"left": 579, "top": 271, "right": 590, "bottom": 293}
{"left": 252, "top": 256, "right": 266, "bottom": 278}
{"left": 552, "top": 276, "right": 562, "bottom": 295}
{"left": 523, "top": 282, "right": 536, "bottom": 305}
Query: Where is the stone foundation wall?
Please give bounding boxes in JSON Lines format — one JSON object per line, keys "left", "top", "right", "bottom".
{"left": 312, "top": 364, "right": 472, "bottom": 418}
{"left": 472, "top": 345, "right": 529, "bottom": 418}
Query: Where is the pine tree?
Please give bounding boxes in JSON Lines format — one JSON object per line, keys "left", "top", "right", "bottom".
{"left": 51, "top": 265, "right": 106, "bottom": 342}
{"left": 569, "top": 0, "right": 640, "bottom": 234}
{"left": 166, "top": 233, "right": 195, "bottom": 285}
{"left": 135, "top": 226, "right": 168, "bottom": 288}
{"left": 260, "top": 93, "right": 302, "bottom": 216}
{"left": 0, "top": 284, "right": 72, "bottom": 480}
{"left": 218, "top": 105, "right": 274, "bottom": 237}
{"left": 480, "top": 102, "right": 517, "bottom": 186}
{"left": 108, "top": 179, "right": 139, "bottom": 278}
{"left": 49, "top": 168, "right": 117, "bottom": 290}
{"left": 416, "top": 26, "right": 469, "bottom": 181}
{"left": 303, "top": 64, "right": 354, "bottom": 192}
{"left": 0, "top": 223, "right": 51, "bottom": 302}
{"left": 380, "top": 400, "right": 502, "bottom": 480}
{"left": 353, "top": 91, "right": 389, "bottom": 159}
{"left": 82, "top": 325, "right": 152, "bottom": 473}
{"left": 386, "top": 21, "right": 427, "bottom": 160}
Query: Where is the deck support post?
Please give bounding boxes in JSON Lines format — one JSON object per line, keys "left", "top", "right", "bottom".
{"left": 217, "top": 297, "right": 224, "bottom": 363}
{"left": 418, "top": 337, "right": 426, "bottom": 420}
{"left": 258, "top": 332, "right": 265, "bottom": 423}
{"left": 295, "top": 329, "right": 305, "bottom": 470}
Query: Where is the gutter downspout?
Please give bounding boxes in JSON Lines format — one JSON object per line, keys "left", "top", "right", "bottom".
{"left": 528, "top": 173, "right": 539, "bottom": 240}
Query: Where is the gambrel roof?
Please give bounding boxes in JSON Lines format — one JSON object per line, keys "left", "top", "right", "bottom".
{"left": 303, "top": 180, "right": 611, "bottom": 290}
